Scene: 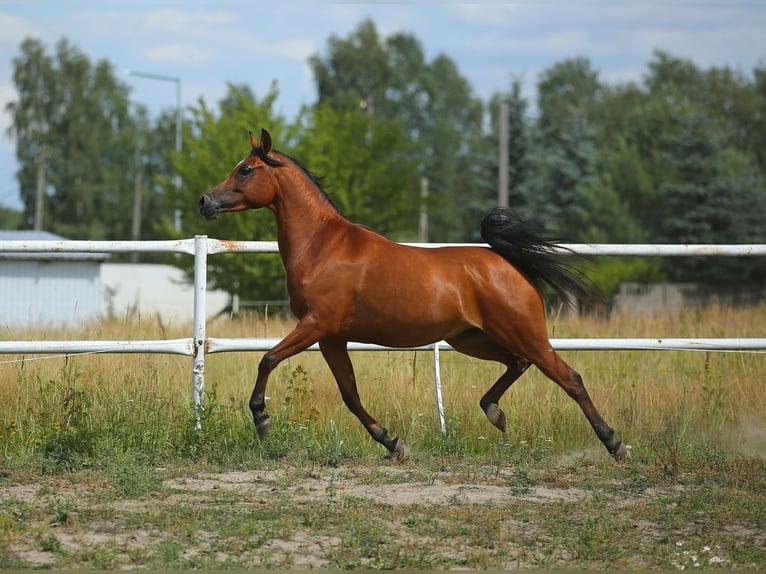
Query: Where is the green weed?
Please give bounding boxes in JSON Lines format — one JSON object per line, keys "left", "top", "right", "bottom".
{"left": 0, "top": 305, "right": 764, "bottom": 475}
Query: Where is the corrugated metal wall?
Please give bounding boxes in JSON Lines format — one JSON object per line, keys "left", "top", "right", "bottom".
{"left": 0, "top": 260, "right": 101, "bottom": 327}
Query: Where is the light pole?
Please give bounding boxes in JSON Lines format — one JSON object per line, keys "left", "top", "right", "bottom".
{"left": 126, "top": 70, "right": 183, "bottom": 231}
{"left": 126, "top": 70, "right": 182, "bottom": 154}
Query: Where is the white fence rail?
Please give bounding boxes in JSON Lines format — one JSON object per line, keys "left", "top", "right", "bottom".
{"left": 2, "top": 237, "right": 766, "bottom": 430}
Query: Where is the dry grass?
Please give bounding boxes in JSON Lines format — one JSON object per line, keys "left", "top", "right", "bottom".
{"left": 1, "top": 303, "right": 765, "bottom": 462}
{"left": 1, "top": 305, "right": 765, "bottom": 569}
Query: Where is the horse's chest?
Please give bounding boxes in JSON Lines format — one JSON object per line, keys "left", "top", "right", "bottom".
{"left": 285, "top": 270, "right": 354, "bottom": 316}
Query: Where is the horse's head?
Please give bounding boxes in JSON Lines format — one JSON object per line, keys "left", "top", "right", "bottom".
{"left": 199, "top": 129, "right": 281, "bottom": 219}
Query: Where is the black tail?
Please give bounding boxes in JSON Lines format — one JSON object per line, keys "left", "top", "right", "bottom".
{"left": 480, "top": 207, "right": 600, "bottom": 308}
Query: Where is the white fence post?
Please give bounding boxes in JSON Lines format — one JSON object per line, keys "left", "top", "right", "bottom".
{"left": 433, "top": 343, "right": 446, "bottom": 434}
{"left": 191, "top": 235, "right": 208, "bottom": 426}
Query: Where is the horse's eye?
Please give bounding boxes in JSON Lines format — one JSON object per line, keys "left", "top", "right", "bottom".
{"left": 238, "top": 164, "right": 254, "bottom": 177}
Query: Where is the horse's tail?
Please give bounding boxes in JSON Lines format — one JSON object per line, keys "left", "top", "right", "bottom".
{"left": 480, "top": 207, "right": 601, "bottom": 308}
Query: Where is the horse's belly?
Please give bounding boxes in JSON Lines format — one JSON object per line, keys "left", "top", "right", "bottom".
{"left": 345, "top": 323, "right": 461, "bottom": 348}
{"left": 342, "top": 297, "right": 471, "bottom": 348}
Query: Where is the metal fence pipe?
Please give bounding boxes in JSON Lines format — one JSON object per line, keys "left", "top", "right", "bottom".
{"left": 0, "top": 339, "right": 193, "bottom": 355}
{"left": 0, "top": 238, "right": 196, "bottom": 255}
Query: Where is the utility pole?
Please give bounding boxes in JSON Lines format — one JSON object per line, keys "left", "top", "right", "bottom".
{"left": 419, "top": 176, "right": 429, "bottom": 242}
{"left": 131, "top": 129, "right": 144, "bottom": 263}
{"left": 34, "top": 148, "right": 46, "bottom": 231}
{"left": 498, "top": 102, "right": 509, "bottom": 208}
{"left": 126, "top": 69, "right": 182, "bottom": 231}
{"left": 131, "top": 170, "right": 143, "bottom": 263}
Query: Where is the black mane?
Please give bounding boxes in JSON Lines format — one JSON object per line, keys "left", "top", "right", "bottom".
{"left": 251, "top": 145, "right": 284, "bottom": 168}
{"left": 255, "top": 146, "right": 342, "bottom": 214}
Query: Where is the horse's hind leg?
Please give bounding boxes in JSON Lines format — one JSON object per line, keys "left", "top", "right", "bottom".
{"left": 481, "top": 358, "right": 531, "bottom": 432}
{"left": 319, "top": 339, "right": 409, "bottom": 462}
{"left": 525, "top": 344, "right": 628, "bottom": 461}
{"left": 481, "top": 314, "right": 628, "bottom": 461}
{"left": 447, "top": 329, "right": 531, "bottom": 433}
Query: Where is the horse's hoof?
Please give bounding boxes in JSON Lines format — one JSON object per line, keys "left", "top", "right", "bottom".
{"left": 392, "top": 438, "right": 410, "bottom": 463}
{"left": 255, "top": 416, "right": 272, "bottom": 440}
{"left": 485, "top": 403, "right": 507, "bottom": 432}
{"left": 612, "top": 442, "right": 631, "bottom": 462}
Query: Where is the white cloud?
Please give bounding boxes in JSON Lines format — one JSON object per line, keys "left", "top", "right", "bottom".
{"left": 322, "top": 4, "right": 374, "bottom": 28}
{"left": 118, "top": 8, "right": 316, "bottom": 67}
{"left": 143, "top": 43, "right": 214, "bottom": 65}
{"left": 628, "top": 23, "right": 766, "bottom": 69}
{"left": 261, "top": 38, "right": 316, "bottom": 63}
{"left": 470, "top": 28, "right": 593, "bottom": 58}
{"left": 65, "top": 8, "right": 238, "bottom": 40}
{"left": 448, "top": 3, "right": 522, "bottom": 27}
{"left": 141, "top": 8, "right": 237, "bottom": 33}
{"left": 0, "top": 11, "right": 44, "bottom": 51}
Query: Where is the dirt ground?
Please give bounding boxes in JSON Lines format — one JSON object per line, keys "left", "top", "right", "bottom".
{"left": 3, "top": 465, "right": 582, "bottom": 567}
{"left": 2, "top": 458, "right": 763, "bottom": 569}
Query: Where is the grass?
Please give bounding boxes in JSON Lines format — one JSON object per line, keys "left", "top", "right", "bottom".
{"left": 1, "top": 303, "right": 765, "bottom": 468}
{"left": 0, "top": 456, "right": 763, "bottom": 568}
{"left": 0, "top": 304, "right": 765, "bottom": 568}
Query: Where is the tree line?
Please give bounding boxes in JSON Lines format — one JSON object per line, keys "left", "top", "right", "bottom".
{"left": 5, "top": 20, "right": 766, "bottom": 301}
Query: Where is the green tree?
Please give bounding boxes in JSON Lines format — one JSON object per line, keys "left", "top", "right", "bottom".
{"left": 477, "top": 79, "right": 534, "bottom": 242}
{"left": 526, "top": 113, "right": 598, "bottom": 239}
{"left": 752, "top": 64, "right": 766, "bottom": 172}
{"left": 528, "top": 58, "right": 602, "bottom": 239}
{"left": 592, "top": 83, "right": 665, "bottom": 234}
{"left": 6, "top": 37, "right": 144, "bottom": 239}
{"left": 309, "top": 19, "right": 485, "bottom": 241}
{"left": 160, "top": 83, "right": 288, "bottom": 302}
{"left": 0, "top": 206, "right": 23, "bottom": 229}
{"left": 498, "top": 78, "right": 532, "bottom": 209}
{"left": 537, "top": 57, "right": 601, "bottom": 143}
{"left": 166, "top": 82, "right": 422, "bottom": 302}
{"left": 291, "top": 102, "right": 419, "bottom": 239}
{"left": 133, "top": 107, "right": 181, "bottom": 245}
{"left": 656, "top": 113, "right": 766, "bottom": 282}
{"left": 644, "top": 50, "right": 703, "bottom": 101}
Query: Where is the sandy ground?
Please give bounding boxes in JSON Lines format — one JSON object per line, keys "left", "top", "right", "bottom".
{"left": 2, "top": 463, "right": 600, "bottom": 568}
{"left": 2, "top": 458, "right": 761, "bottom": 569}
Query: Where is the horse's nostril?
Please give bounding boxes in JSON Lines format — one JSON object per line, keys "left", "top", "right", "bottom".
{"left": 199, "top": 194, "right": 218, "bottom": 219}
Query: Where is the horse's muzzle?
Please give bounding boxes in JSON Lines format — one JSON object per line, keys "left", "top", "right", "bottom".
{"left": 199, "top": 194, "right": 219, "bottom": 220}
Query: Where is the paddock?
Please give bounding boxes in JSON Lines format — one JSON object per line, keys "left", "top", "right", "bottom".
{"left": 1, "top": 236, "right": 765, "bottom": 432}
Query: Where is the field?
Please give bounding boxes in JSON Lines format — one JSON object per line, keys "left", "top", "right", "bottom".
{"left": 1, "top": 304, "right": 765, "bottom": 568}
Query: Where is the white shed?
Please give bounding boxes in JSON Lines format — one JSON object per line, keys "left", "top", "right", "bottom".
{"left": 0, "top": 230, "right": 108, "bottom": 327}
{"left": 101, "top": 263, "right": 230, "bottom": 323}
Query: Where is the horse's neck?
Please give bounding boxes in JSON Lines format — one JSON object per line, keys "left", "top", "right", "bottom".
{"left": 271, "top": 163, "right": 347, "bottom": 264}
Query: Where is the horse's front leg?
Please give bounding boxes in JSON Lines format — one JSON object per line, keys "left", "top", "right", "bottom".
{"left": 249, "top": 319, "right": 320, "bottom": 438}
{"left": 319, "top": 339, "right": 410, "bottom": 462}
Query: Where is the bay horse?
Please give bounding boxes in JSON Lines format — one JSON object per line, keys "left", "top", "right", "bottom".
{"left": 199, "top": 129, "right": 628, "bottom": 462}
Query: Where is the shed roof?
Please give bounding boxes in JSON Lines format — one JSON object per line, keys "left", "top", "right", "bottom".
{"left": 0, "top": 230, "right": 109, "bottom": 262}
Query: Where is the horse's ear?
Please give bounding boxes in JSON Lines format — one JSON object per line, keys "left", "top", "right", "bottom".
{"left": 260, "top": 129, "right": 272, "bottom": 155}
{"left": 249, "top": 131, "right": 258, "bottom": 150}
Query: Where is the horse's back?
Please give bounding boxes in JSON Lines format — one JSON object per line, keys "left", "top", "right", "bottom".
{"left": 345, "top": 227, "right": 542, "bottom": 305}
{"left": 319, "top": 233, "right": 543, "bottom": 344}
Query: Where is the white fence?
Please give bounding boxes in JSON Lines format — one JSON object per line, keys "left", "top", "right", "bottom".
{"left": 2, "top": 236, "right": 766, "bottom": 431}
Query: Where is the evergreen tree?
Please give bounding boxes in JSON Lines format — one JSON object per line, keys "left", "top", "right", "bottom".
{"left": 481, "top": 77, "right": 532, "bottom": 237}
{"left": 656, "top": 114, "right": 766, "bottom": 282}
{"left": 529, "top": 58, "right": 601, "bottom": 239}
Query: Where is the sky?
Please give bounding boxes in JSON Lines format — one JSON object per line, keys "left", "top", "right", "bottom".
{"left": 1, "top": 1, "right": 765, "bottom": 212}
